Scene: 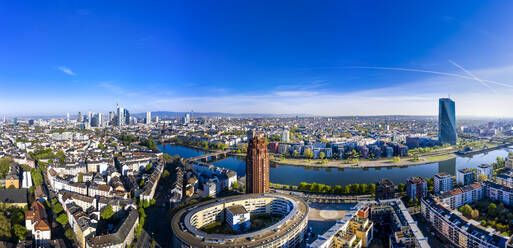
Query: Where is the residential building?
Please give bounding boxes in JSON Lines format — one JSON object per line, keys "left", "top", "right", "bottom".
{"left": 476, "top": 164, "right": 492, "bottom": 181}
{"left": 375, "top": 179, "right": 395, "bottom": 200}
{"left": 437, "top": 183, "right": 483, "bottom": 209}
{"left": 456, "top": 168, "right": 475, "bottom": 186}
{"left": 434, "top": 173, "right": 453, "bottom": 194}
{"left": 421, "top": 197, "right": 508, "bottom": 248}
{"left": 25, "top": 201, "right": 51, "bottom": 246}
{"left": 225, "top": 205, "right": 250, "bottom": 231}
{"left": 406, "top": 176, "right": 427, "bottom": 200}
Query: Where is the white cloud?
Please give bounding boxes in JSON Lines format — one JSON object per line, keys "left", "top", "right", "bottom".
{"left": 141, "top": 64, "right": 513, "bottom": 117}
{"left": 57, "top": 66, "right": 75, "bottom": 76}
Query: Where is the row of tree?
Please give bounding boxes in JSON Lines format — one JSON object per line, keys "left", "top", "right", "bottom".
{"left": 297, "top": 182, "right": 376, "bottom": 195}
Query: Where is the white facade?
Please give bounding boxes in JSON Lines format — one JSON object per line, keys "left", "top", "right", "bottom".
{"left": 22, "top": 171, "right": 33, "bottom": 188}
{"left": 434, "top": 173, "right": 452, "bottom": 194}
{"left": 146, "top": 112, "right": 151, "bottom": 124}
{"left": 439, "top": 183, "right": 483, "bottom": 209}
{"left": 476, "top": 164, "right": 492, "bottom": 180}
{"left": 281, "top": 130, "right": 290, "bottom": 142}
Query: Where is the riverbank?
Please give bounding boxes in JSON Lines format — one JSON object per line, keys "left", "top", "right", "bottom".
{"left": 456, "top": 142, "right": 513, "bottom": 156}
{"left": 269, "top": 153, "right": 458, "bottom": 169}
{"left": 158, "top": 143, "right": 513, "bottom": 186}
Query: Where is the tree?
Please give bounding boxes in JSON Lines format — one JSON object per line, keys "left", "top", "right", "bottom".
{"left": 13, "top": 224, "right": 27, "bottom": 241}
{"left": 478, "top": 174, "right": 488, "bottom": 182}
{"left": 304, "top": 149, "right": 314, "bottom": 159}
{"left": 150, "top": 199, "right": 156, "bottom": 206}
{"left": 488, "top": 203, "right": 497, "bottom": 217}
{"left": 56, "top": 213, "right": 68, "bottom": 226}
{"left": 78, "top": 172, "right": 84, "bottom": 183}
{"left": 10, "top": 211, "right": 24, "bottom": 225}
{"left": 30, "top": 168, "right": 44, "bottom": 186}
{"left": 64, "top": 228, "right": 75, "bottom": 241}
{"left": 162, "top": 170, "right": 170, "bottom": 179}
{"left": 53, "top": 203, "right": 63, "bottom": 214}
{"left": 471, "top": 209, "right": 479, "bottom": 219}
{"left": 392, "top": 156, "right": 401, "bottom": 163}
{"left": 0, "top": 214, "right": 11, "bottom": 238}
{"left": 161, "top": 154, "right": 172, "bottom": 163}
{"left": 101, "top": 206, "right": 115, "bottom": 220}
{"left": 368, "top": 184, "right": 376, "bottom": 194}
{"left": 98, "top": 143, "right": 105, "bottom": 149}
{"left": 459, "top": 204, "right": 473, "bottom": 218}
{"left": 319, "top": 152, "right": 325, "bottom": 160}
{"left": 398, "top": 183, "right": 406, "bottom": 192}
{"left": 351, "top": 149, "right": 358, "bottom": 158}
{"left": 292, "top": 150, "right": 299, "bottom": 158}
{"left": 146, "top": 163, "right": 153, "bottom": 172}
{"left": 232, "top": 181, "right": 239, "bottom": 189}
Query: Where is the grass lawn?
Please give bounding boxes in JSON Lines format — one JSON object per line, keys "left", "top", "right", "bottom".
{"left": 424, "top": 154, "right": 453, "bottom": 162}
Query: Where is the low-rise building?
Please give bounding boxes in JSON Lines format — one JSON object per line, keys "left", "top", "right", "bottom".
{"left": 225, "top": 205, "right": 250, "bottom": 231}
{"left": 25, "top": 201, "right": 51, "bottom": 246}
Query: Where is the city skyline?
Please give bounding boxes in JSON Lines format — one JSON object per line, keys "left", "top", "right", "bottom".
{"left": 2, "top": 1, "right": 513, "bottom": 116}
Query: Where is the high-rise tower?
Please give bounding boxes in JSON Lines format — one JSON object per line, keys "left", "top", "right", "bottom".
{"left": 145, "top": 112, "right": 152, "bottom": 124}
{"left": 245, "top": 131, "right": 269, "bottom": 194}
{"left": 438, "top": 98, "right": 457, "bottom": 145}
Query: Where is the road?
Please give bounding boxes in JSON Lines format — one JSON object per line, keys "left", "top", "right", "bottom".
{"left": 136, "top": 163, "right": 174, "bottom": 248}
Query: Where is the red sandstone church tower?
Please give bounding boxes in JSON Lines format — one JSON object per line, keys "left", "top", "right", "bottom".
{"left": 245, "top": 131, "right": 269, "bottom": 194}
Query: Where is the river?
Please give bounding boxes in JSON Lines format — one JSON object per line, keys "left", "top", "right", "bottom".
{"left": 158, "top": 144, "right": 513, "bottom": 186}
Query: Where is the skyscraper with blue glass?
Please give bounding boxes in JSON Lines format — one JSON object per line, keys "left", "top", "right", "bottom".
{"left": 438, "top": 98, "right": 457, "bottom": 145}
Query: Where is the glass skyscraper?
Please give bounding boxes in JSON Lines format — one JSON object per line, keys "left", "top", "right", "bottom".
{"left": 438, "top": 98, "right": 457, "bottom": 145}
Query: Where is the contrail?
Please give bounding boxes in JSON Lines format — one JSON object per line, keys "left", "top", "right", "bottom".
{"left": 448, "top": 59, "right": 494, "bottom": 92}
{"left": 342, "top": 66, "right": 513, "bottom": 89}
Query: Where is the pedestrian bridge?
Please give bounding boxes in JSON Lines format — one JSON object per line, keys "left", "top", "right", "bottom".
{"left": 189, "top": 150, "right": 232, "bottom": 162}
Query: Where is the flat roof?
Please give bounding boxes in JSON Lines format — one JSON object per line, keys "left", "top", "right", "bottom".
{"left": 171, "top": 193, "right": 308, "bottom": 247}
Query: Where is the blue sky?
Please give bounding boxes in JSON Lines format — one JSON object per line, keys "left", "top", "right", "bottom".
{"left": 2, "top": 1, "right": 513, "bottom": 116}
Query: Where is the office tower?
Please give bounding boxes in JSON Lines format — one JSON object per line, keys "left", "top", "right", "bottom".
{"left": 77, "top": 112, "right": 83, "bottom": 122}
{"left": 434, "top": 173, "right": 453, "bottom": 194}
{"left": 116, "top": 104, "right": 124, "bottom": 127}
{"left": 88, "top": 111, "right": 93, "bottom": 127}
{"left": 406, "top": 176, "right": 427, "bottom": 200}
{"left": 146, "top": 111, "right": 151, "bottom": 124}
{"left": 13, "top": 118, "right": 18, "bottom": 126}
{"left": 184, "top": 113, "right": 191, "bottom": 124}
{"left": 28, "top": 120, "right": 34, "bottom": 126}
{"left": 66, "top": 112, "right": 70, "bottom": 122}
{"left": 245, "top": 131, "right": 270, "bottom": 194}
{"left": 155, "top": 116, "right": 159, "bottom": 123}
{"left": 456, "top": 168, "right": 475, "bottom": 186}
{"left": 124, "top": 109, "right": 130, "bottom": 125}
{"left": 438, "top": 98, "right": 457, "bottom": 145}
{"left": 92, "top": 113, "right": 103, "bottom": 127}
{"left": 281, "top": 129, "right": 290, "bottom": 142}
